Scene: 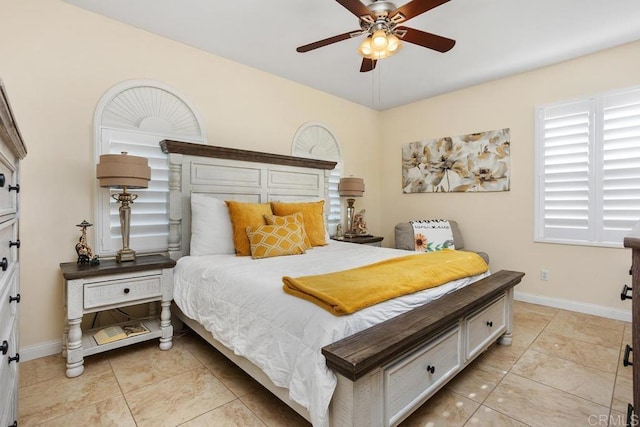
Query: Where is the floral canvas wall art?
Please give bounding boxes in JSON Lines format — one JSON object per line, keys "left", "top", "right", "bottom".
{"left": 402, "top": 128, "right": 510, "bottom": 193}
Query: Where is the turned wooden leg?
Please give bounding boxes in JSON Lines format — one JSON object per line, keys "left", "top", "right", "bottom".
{"left": 159, "top": 300, "right": 173, "bottom": 350}
{"left": 497, "top": 332, "right": 512, "bottom": 346}
{"left": 61, "top": 322, "right": 68, "bottom": 358}
{"left": 66, "top": 318, "right": 84, "bottom": 377}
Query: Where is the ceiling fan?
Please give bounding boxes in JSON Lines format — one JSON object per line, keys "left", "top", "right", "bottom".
{"left": 296, "top": 0, "right": 456, "bottom": 73}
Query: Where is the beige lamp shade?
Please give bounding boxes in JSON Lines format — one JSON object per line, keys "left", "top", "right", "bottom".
{"left": 338, "top": 177, "right": 365, "bottom": 197}
{"left": 96, "top": 152, "right": 151, "bottom": 189}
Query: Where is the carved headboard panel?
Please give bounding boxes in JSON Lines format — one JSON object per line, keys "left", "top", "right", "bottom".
{"left": 160, "top": 140, "right": 336, "bottom": 259}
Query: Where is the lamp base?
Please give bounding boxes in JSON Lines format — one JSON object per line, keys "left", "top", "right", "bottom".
{"left": 116, "top": 248, "right": 136, "bottom": 263}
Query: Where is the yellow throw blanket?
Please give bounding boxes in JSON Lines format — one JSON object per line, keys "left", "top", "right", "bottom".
{"left": 282, "top": 250, "right": 488, "bottom": 316}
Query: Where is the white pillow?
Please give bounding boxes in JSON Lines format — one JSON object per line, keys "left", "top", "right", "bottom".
{"left": 190, "top": 193, "right": 235, "bottom": 255}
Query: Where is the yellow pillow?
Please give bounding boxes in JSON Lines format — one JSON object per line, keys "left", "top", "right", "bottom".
{"left": 264, "top": 212, "right": 311, "bottom": 249}
{"left": 246, "top": 223, "right": 306, "bottom": 259}
{"left": 225, "top": 201, "right": 273, "bottom": 256}
{"left": 271, "top": 201, "right": 327, "bottom": 246}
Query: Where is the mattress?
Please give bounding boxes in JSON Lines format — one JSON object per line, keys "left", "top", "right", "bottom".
{"left": 173, "top": 241, "right": 490, "bottom": 426}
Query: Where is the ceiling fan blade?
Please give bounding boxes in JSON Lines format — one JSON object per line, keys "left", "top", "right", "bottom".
{"left": 360, "top": 58, "right": 377, "bottom": 73}
{"left": 296, "top": 30, "right": 362, "bottom": 53}
{"left": 397, "top": 26, "right": 455, "bottom": 52}
{"left": 391, "top": 0, "right": 450, "bottom": 22}
{"left": 336, "top": 0, "right": 373, "bottom": 19}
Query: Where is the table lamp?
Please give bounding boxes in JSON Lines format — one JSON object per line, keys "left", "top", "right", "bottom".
{"left": 338, "top": 177, "right": 365, "bottom": 237}
{"left": 96, "top": 152, "right": 150, "bottom": 262}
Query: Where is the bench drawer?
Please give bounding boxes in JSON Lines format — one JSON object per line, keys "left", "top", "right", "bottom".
{"left": 83, "top": 275, "right": 162, "bottom": 310}
{"left": 466, "top": 296, "right": 507, "bottom": 359}
{"left": 384, "top": 327, "right": 461, "bottom": 426}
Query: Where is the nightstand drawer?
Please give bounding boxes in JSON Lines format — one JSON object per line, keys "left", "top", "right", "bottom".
{"left": 84, "top": 275, "right": 162, "bottom": 310}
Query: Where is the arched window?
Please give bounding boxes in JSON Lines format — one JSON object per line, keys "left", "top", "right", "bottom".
{"left": 291, "top": 122, "right": 343, "bottom": 235}
{"left": 94, "top": 80, "right": 206, "bottom": 256}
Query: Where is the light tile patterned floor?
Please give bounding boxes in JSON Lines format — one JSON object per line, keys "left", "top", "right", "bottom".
{"left": 19, "top": 301, "right": 634, "bottom": 426}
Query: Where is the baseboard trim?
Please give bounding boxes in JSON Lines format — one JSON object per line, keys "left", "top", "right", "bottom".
{"left": 514, "top": 291, "right": 631, "bottom": 323}
{"left": 19, "top": 339, "right": 62, "bottom": 362}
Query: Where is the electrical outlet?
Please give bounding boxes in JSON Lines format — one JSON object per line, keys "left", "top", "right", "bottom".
{"left": 540, "top": 269, "right": 550, "bottom": 281}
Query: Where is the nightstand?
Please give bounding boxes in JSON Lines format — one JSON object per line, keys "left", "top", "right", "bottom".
{"left": 60, "top": 254, "right": 176, "bottom": 378}
{"left": 332, "top": 235, "right": 384, "bottom": 247}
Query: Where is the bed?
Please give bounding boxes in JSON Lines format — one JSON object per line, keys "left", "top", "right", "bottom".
{"left": 161, "top": 140, "right": 525, "bottom": 427}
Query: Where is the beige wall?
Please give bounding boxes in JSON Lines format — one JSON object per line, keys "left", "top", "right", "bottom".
{"left": 2, "top": 0, "right": 638, "bottom": 352}
{"left": 0, "top": 0, "right": 382, "bottom": 349}
{"left": 380, "top": 40, "right": 640, "bottom": 315}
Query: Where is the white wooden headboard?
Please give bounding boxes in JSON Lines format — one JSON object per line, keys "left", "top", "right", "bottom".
{"left": 160, "top": 140, "right": 337, "bottom": 260}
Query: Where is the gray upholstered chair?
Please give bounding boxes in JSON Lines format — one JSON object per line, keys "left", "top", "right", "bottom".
{"left": 394, "top": 221, "right": 489, "bottom": 264}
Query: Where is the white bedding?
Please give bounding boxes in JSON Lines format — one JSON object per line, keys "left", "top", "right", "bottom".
{"left": 173, "top": 241, "right": 490, "bottom": 426}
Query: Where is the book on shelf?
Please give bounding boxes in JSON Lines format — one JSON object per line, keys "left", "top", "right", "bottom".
{"left": 93, "top": 322, "right": 150, "bottom": 345}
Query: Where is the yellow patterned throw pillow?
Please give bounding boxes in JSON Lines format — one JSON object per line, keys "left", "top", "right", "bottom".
{"left": 264, "top": 212, "right": 311, "bottom": 249}
{"left": 225, "top": 201, "right": 273, "bottom": 256}
{"left": 270, "top": 200, "right": 327, "bottom": 246}
{"left": 246, "top": 223, "right": 306, "bottom": 259}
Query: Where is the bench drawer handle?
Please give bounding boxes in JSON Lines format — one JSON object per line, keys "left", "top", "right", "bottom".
{"left": 8, "top": 184, "right": 19, "bottom": 193}
{"left": 0, "top": 257, "right": 8, "bottom": 271}
{"left": 8, "top": 353, "right": 19, "bottom": 364}
{"left": 426, "top": 365, "right": 435, "bottom": 374}
{"left": 9, "top": 293, "right": 20, "bottom": 304}
{"left": 9, "top": 240, "right": 20, "bottom": 248}
{"left": 486, "top": 321, "right": 493, "bottom": 327}
{"left": 0, "top": 340, "right": 7, "bottom": 355}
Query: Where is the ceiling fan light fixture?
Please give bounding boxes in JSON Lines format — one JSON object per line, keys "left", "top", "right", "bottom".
{"left": 357, "top": 32, "right": 401, "bottom": 60}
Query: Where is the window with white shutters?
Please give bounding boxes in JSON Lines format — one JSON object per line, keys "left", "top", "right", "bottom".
{"left": 535, "top": 86, "right": 640, "bottom": 247}
{"left": 94, "top": 81, "right": 206, "bottom": 257}
{"left": 291, "top": 122, "right": 343, "bottom": 236}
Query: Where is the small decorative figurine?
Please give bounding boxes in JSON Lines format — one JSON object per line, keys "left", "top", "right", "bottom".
{"left": 335, "top": 223, "right": 344, "bottom": 240}
{"left": 353, "top": 209, "right": 368, "bottom": 235}
{"left": 75, "top": 220, "right": 99, "bottom": 265}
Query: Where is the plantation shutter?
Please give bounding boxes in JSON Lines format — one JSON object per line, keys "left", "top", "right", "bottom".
{"left": 601, "top": 88, "right": 640, "bottom": 243}
{"left": 98, "top": 129, "right": 169, "bottom": 255}
{"left": 535, "top": 86, "right": 640, "bottom": 247}
{"left": 326, "top": 161, "right": 344, "bottom": 234}
{"left": 537, "top": 99, "right": 595, "bottom": 242}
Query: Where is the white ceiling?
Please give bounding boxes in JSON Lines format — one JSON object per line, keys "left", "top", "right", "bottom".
{"left": 63, "top": 0, "right": 640, "bottom": 111}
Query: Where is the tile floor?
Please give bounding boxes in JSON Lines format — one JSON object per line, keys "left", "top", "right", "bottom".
{"left": 19, "top": 301, "right": 634, "bottom": 426}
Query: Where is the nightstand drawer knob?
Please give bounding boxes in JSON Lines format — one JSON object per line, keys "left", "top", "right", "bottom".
{"left": 0, "top": 257, "right": 7, "bottom": 271}
{"left": 0, "top": 340, "right": 7, "bottom": 355}
{"left": 8, "top": 184, "right": 19, "bottom": 193}
{"left": 123, "top": 288, "right": 130, "bottom": 294}
{"left": 0, "top": 173, "right": 4, "bottom": 187}
{"left": 8, "top": 353, "right": 19, "bottom": 364}
{"left": 486, "top": 321, "right": 493, "bottom": 327}
{"left": 9, "top": 240, "right": 20, "bottom": 248}
{"left": 9, "top": 293, "right": 20, "bottom": 304}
